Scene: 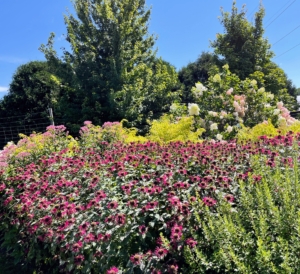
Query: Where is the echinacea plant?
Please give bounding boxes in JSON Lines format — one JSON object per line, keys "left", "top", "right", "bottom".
{"left": 1, "top": 124, "right": 300, "bottom": 273}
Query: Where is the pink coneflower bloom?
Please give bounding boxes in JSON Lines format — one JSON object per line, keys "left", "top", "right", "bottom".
{"left": 168, "top": 196, "right": 181, "bottom": 207}
{"left": 79, "top": 222, "right": 89, "bottom": 233}
{"left": 121, "top": 184, "right": 132, "bottom": 194}
{"left": 115, "top": 214, "right": 126, "bottom": 225}
{"left": 253, "top": 174, "right": 262, "bottom": 182}
{"left": 154, "top": 247, "right": 168, "bottom": 258}
{"left": 202, "top": 197, "right": 217, "bottom": 206}
{"left": 127, "top": 199, "right": 138, "bottom": 207}
{"left": 107, "top": 201, "right": 118, "bottom": 209}
{"left": 224, "top": 194, "right": 234, "bottom": 203}
{"left": 146, "top": 201, "right": 158, "bottom": 210}
{"left": 103, "top": 233, "right": 111, "bottom": 242}
{"left": 171, "top": 224, "right": 183, "bottom": 234}
{"left": 170, "top": 232, "right": 181, "bottom": 242}
{"left": 41, "top": 215, "right": 52, "bottom": 226}
{"left": 107, "top": 266, "right": 119, "bottom": 274}
{"left": 84, "top": 233, "right": 95, "bottom": 243}
{"left": 4, "top": 196, "right": 13, "bottom": 206}
{"left": 74, "top": 254, "right": 85, "bottom": 265}
{"left": 105, "top": 215, "right": 114, "bottom": 224}
{"left": 186, "top": 238, "right": 197, "bottom": 248}
{"left": 0, "top": 183, "right": 6, "bottom": 192}
{"left": 130, "top": 253, "right": 143, "bottom": 265}
{"left": 139, "top": 225, "right": 148, "bottom": 234}
{"left": 72, "top": 241, "right": 83, "bottom": 252}
{"left": 56, "top": 234, "right": 65, "bottom": 243}
{"left": 189, "top": 196, "right": 196, "bottom": 202}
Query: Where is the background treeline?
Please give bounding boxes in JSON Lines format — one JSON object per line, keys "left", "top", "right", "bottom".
{"left": 0, "top": 0, "right": 298, "bottom": 148}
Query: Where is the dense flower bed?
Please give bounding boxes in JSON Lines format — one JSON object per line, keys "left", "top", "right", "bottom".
{"left": 1, "top": 127, "right": 300, "bottom": 273}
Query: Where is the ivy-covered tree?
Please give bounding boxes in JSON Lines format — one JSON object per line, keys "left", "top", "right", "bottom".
{"left": 211, "top": 1, "right": 298, "bottom": 110}
{"left": 40, "top": 0, "right": 179, "bottom": 133}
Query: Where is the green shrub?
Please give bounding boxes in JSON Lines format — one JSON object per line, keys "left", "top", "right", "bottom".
{"left": 185, "top": 148, "right": 300, "bottom": 273}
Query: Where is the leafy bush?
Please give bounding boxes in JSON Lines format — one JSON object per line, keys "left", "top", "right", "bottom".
{"left": 185, "top": 139, "right": 300, "bottom": 273}
{"left": 147, "top": 114, "right": 205, "bottom": 143}
{"left": 237, "top": 120, "right": 300, "bottom": 143}
{"left": 0, "top": 125, "right": 78, "bottom": 170}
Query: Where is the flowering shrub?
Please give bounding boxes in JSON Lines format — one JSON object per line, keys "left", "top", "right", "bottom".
{"left": 170, "top": 64, "right": 299, "bottom": 141}
{"left": 1, "top": 124, "right": 300, "bottom": 272}
{"left": 0, "top": 125, "right": 78, "bottom": 170}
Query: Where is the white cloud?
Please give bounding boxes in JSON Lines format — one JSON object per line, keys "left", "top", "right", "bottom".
{"left": 0, "top": 86, "right": 8, "bottom": 92}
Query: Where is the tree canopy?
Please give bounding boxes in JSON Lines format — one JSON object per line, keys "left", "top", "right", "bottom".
{"left": 40, "top": 0, "right": 180, "bottom": 133}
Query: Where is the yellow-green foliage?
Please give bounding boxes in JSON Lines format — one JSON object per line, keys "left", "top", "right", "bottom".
{"left": 4, "top": 131, "right": 78, "bottom": 162}
{"left": 147, "top": 114, "right": 205, "bottom": 143}
{"left": 236, "top": 121, "right": 278, "bottom": 143}
{"left": 237, "top": 120, "right": 300, "bottom": 143}
{"left": 80, "top": 122, "right": 148, "bottom": 145}
{"left": 280, "top": 120, "right": 300, "bottom": 135}
{"left": 123, "top": 128, "right": 148, "bottom": 144}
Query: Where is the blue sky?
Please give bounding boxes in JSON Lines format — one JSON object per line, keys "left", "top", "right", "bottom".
{"left": 0, "top": 0, "right": 299, "bottom": 99}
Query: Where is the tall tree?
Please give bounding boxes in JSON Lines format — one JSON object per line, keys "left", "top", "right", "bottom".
{"left": 0, "top": 61, "right": 62, "bottom": 147}
{"left": 211, "top": 1, "right": 273, "bottom": 80}
{"left": 40, "top": 0, "right": 179, "bottom": 132}
{"left": 210, "top": 1, "right": 298, "bottom": 110}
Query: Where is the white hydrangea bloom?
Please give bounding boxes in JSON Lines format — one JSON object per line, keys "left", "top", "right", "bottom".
{"left": 273, "top": 109, "right": 281, "bottom": 115}
{"left": 188, "top": 103, "right": 200, "bottom": 116}
{"left": 210, "top": 123, "right": 218, "bottom": 131}
{"left": 195, "top": 82, "right": 207, "bottom": 92}
{"left": 170, "top": 103, "right": 178, "bottom": 112}
{"left": 216, "top": 134, "right": 223, "bottom": 141}
{"left": 267, "top": 93, "right": 274, "bottom": 100}
{"left": 208, "top": 111, "right": 218, "bottom": 117}
{"left": 227, "top": 126, "right": 233, "bottom": 133}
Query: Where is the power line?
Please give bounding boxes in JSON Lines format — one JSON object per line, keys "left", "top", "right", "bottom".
{"left": 274, "top": 42, "right": 300, "bottom": 59}
{"left": 272, "top": 23, "right": 300, "bottom": 45}
{"left": 248, "top": 3, "right": 260, "bottom": 19}
{"left": 265, "top": 0, "right": 296, "bottom": 29}
{"left": 264, "top": 0, "right": 295, "bottom": 24}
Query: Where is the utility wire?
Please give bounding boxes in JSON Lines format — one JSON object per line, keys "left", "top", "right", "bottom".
{"left": 264, "top": 0, "right": 295, "bottom": 24}
{"left": 265, "top": 0, "right": 296, "bottom": 29}
{"left": 273, "top": 23, "right": 300, "bottom": 45}
{"left": 248, "top": 3, "right": 260, "bottom": 19}
{"left": 274, "top": 42, "right": 300, "bottom": 59}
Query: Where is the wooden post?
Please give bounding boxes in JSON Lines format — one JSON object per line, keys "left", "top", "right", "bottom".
{"left": 48, "top": 108, "right": 55, "bottom": 126}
